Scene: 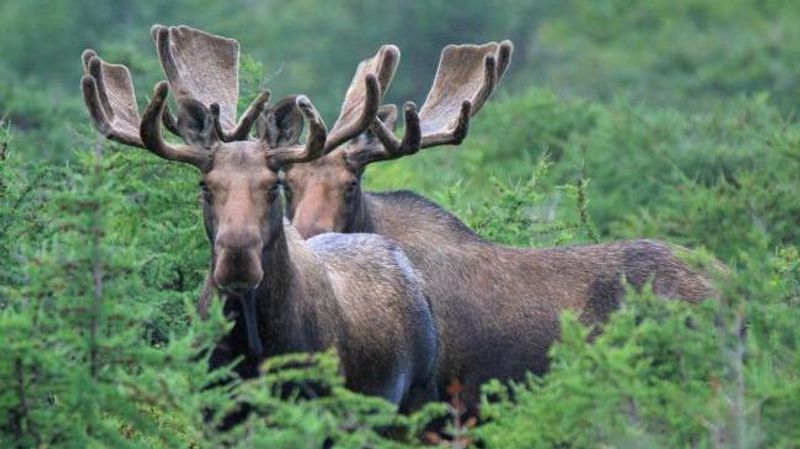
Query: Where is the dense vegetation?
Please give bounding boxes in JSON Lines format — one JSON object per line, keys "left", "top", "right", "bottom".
{"left": 1, "top": 0, "right": 798, "bottom": 447}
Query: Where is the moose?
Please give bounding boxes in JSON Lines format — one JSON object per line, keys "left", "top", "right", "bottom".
{"left": 279, "top": 39, "right": 719, "bottom": 409}
{"left": 79, "top": 25, "right": 439, "bottom": 415}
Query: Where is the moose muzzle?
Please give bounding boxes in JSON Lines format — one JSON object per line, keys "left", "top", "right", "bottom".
{"left": 213, "top": 228, "right": 264, "bottom": 293}
{"left": 213, "top": 229, "right": 265, "bottom": 357}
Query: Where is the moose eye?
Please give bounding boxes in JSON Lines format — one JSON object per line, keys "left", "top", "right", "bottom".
{"left": 344, "top": 180, "right": 359, "bottom": 197}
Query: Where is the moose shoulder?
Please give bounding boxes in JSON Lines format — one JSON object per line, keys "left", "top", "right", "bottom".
{"left": 281, "top": 41, "right": 718, "bottom": 409}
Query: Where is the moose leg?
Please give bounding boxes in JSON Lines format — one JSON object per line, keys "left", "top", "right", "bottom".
{"left": 399, "top": 377, "right": 439, "bottom": 414}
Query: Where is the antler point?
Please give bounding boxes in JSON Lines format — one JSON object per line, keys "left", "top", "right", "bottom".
{"left": 381, "top": 44, "right": 401, "bottom": 61}
{"left": 295, "top": 95, "right": 310, "bottom": 106}
{"left": 81, "top": 49, "right": 97, "bottom": 67}
{"left": 157, "top": 26, "right": 170, "bottom": 41}
{"left": 80, "top": 74, "right": 95, "bottom": 88}
{"left": 150, "top": 24, "right": 166, "bottom": 41}
{"left": 87, "top": 55, "right": 101, "bottom": 72}
{"left": 154, "top": 81, "right": 169, "bottom": 97}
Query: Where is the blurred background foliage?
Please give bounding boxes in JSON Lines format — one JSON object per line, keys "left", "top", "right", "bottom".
{"left": 2, "top": 0, "right": 798, "bottom": 256}
{"left": 1, "top": 0, "right": 799, "bottom": 447}
{"left": 3, "top": 0, "right": 799, "bottom": 157}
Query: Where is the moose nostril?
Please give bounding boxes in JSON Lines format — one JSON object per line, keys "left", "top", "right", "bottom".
{"left": 220, "top": 282, "right": 252, "bottom": 295}
{"left": 215, "top": 230, "right": 262, "bottom": 252}
{"left": 213, "top": 231, "right": 265, "bottom": 294}
{"left": 213, "top": 262, "right": 263, "bottom": 295}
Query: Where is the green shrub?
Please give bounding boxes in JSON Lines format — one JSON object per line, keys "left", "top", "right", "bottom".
{"left": 475, "top": 253, "right": 799, "bottom": 448}
{"left": 2, "top": 2, "right": 799, "bottom": 446}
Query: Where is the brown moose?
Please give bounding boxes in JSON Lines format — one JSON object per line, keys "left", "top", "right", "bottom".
{"left": 280, "top": 39, "right": 718, "bottom": 410}
{"left": 79, "top": 25, "right": 439, "bottom": 414}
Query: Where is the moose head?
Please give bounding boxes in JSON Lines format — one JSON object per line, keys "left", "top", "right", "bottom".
{"left": 282, "top": 41, "right": 513, "bottom": 238}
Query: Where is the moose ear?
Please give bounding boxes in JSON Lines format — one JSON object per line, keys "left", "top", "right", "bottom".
{"left": 177, "top": 98, "right": 217, "bottom": 149}
{"left": 257, "top": 95, "right": 305, "bottom": 147}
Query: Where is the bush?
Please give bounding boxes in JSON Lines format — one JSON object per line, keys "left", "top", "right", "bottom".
{"left": 0, "top": 142, "right": 445, "bottom": 448}
{"left": 2, "top": 1, "right": 799, "bottom": 446}
{"left": 476, "top": 255, "right": 800, "bottom": 448}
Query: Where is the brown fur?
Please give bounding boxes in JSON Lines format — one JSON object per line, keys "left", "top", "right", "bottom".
{"left": 283, "top": 161, "right": 718, "bottom": 408}
{"left": 282, "top": 38, "right": 716, "bottom": 409}
{"left": 197, "top": 143, "right": 438, "bottom": 409}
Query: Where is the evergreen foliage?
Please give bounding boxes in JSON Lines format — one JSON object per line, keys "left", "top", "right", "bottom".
{"left": 1, "top": 1, "right": 799, "bottom": 447}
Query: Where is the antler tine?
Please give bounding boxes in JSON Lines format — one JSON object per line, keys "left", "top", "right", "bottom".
{"left": 358, "top": 101, "right": 422, "bottom": 163}
{"left": 140, "top": 81, "right": 210, "bottom": 169}
{"left": 210, "top": 90, "right": 272, "bottom": 142}
{"left": 228, "top": 89, "right": 272, "bottom": 140}
{"left": 161, "top": 105, "right": 181, "bottom": 135}
{"left": 496, "top": 40, "right": 514, "bottom": 82}
{"left": 80, "top": 50, "right": 144, "bottom": 148}
{"left": 266, "top": 95, "right": 328, "bottom": 167}
{"left": 152, "top": 24, "right": 269, "bottom": 141}
{"left": 324, "top": 44, "right": 400, "bottom": 152}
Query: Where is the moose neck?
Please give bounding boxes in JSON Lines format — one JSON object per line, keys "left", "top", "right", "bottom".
{"left": 348, "top": 187, "right": 374, "bottom": 234}
{"left": 358, "top": 188, "right": 485, "bottom": 248}
{"left": 253, "top": 219, "right": 339, "bottom": 356}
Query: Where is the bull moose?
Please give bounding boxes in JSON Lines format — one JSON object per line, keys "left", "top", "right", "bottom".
{"left": 278, "top": 39, "right": 718, "bottom": 410}
{"left": 80, "top": 25, "right": 439, "bottom": 414}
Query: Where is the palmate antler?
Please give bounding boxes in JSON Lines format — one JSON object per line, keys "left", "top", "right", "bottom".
{"left": 151, "top": 25, "right": 270, "bottom": 142}
{"left": 323, "top": 44, "right": 398, "bottom": 151}
{"left": 81, "top": 25, "right": 351, "bottom": 171}
{"left": 80, "top": 50, "right": 142, "bottom": 147}
{"left": 256, "top": 44, "right": 398, "bottom": 158}
{"left": 152, "top": 24, "right": 393, "bottom": 162}
{"left": 81, "top": 50, "right": 210, "bottom": 167}
{"left": 346, "top": 40, "right": 513, "bottom": 165}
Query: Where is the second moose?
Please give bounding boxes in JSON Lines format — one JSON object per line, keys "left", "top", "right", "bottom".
{"left": 280, "top": 39, "right": 718, "bottom": 411}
